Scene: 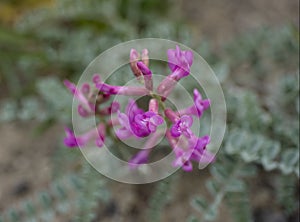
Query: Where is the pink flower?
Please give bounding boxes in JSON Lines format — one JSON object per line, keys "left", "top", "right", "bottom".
{"left": 115, "top": 99, "right": 142, "bottom": 139}
{"left": 189, "top": 135, "right": 211, "bottom": 162}
{"left": 63, "top": 47, "right": 214, "bottom": 172}
{"left": 132, "top": 111, "right": 164, "bottom": 137}
{"left": 178, "top": 89, "right": 210, "bottom": 117}
{"left": 167, "top": 45, "right": 193, "bottom": 80}
{"left": 116, "top": 99, "right": 163, "bottom": 139}
{"left": 93, "top": 74, "right": 149, "bottom": 96}
{"left": 157, "top": 45, "right": 193, "bottom": 99}
{"left": 128, "top": 149, "right": 150, "bottom": 169}
{"left": 64, "top": 80, "right": 95, "bottom": 117}
{"left": 193, "top": 89, "right": 210, "bottom": 117}
{"left": 167, "top": 131, "right": 213, "bottom": 171}
{"left": 64, "top": 124, "right": 105, "bottom": 148}
{"left": 128, "top": 131, "right": 162, "bottom": 169}
{"left": 98, "top": 101, "right": 120, "bottom": 115}
{"left": 137, "top": 61, "right": 153, "bottom": 91}
{"left": 170, "top": 115, "right": 193, "bottom": 138}
{"left": 172, "top": 148, "right": 194, "bottom": 171}
{"left": 130, "top": 48, "right": 149, "bottom": 79}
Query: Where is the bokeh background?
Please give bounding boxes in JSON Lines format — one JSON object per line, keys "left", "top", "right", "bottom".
{"left": 0, "top": 0, "right": 299, "bottom": 222}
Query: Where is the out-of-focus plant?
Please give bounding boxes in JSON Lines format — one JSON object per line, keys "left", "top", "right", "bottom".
{"left": 0, "top": 0, "right": 177, "bottom": 126}
{"left": 188, "top": 26, "right": 299, "bottom": 222}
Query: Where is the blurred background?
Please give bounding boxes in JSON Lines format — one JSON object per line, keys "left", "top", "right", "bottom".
{"left": 0, "top": 0, "right": 299, "bottom": 222}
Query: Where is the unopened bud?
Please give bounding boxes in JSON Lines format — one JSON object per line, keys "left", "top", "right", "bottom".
{"left": 130, "top": 49, "right": 142, "bottom": 78}
{"left": 142, "top": 49, "right": 149, "bottom": 67}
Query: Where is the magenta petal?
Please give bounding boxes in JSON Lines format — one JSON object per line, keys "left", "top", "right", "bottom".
{"left": 127, "top": 100, "right": 143, "bottom": 121}
{"left": 116, "top": 127, "right": 132, "bottom": 139}
{"left": 182, "top": 161, "right": 193, "bottom": 171}
{"left": 150, "top": 115, "right": 164, "bottom": 126}
{"left": 137, "top": 61, "right": 152, "bottom": 75}
{"left": 81, "top": 83, "right": 90, "bottom": 95}
{"left": 92, "top": 74, "right": 101, "bottom": 84}
{"left": 78, "top": 105, "right": 89, "bottom": 117}
{"left": 193, "top": 89, "right": 202, "bottom": 100}
{"left": 184, "top": 51, "right": 193, "bottom": 67}
{"left": 197, "top": 135, "right": 210, "bottom": 150}
{"left": 202, "top": 99, "right": 211, "bottom": 109}
{"left": 118, "top": 111, "right": 130, "bottom": 129}
{"left": 95, "top": 137, "right": 104, "bottom": 148}
{"left": 110, "top": 102, "right": 120, "bottom": 113}
{"left": 172, "top": 154, "right": 193, "bottom": 171}
{"left": 170, "top": 125, "right": 181, "bottom": 137}
{"left": 183, "top": 128, "right": 193, "bottom": 138}
{"left": 181, "top": 115, "right": 193, "bottom": 127}
{"left": 129, "top": 150, "right": 149, "bottom": 169}
{"left": 148, "top": 123, "right": 156, "bottom": 132}
{"left": 64, "top": 80, "right": 77, "bottom": 95}
{"left": 64, "top": 127, "right": 80, "bottom": 147}
{"left": 130, "top": 49, "right": 139, "bottom": 61}
{"left": 167, "top": 49, "right": 177, "bottom": 71}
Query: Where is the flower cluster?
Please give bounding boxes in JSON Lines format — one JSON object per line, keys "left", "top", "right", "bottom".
{"left": 64, "top": 46, "right": 213, "bottom": 171}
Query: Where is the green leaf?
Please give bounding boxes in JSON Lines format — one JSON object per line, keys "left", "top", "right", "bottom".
{"left": 210, "top": 164, "right": 229, "bottom": 182}
{"left": 279, "top": 149, "right": 299, "bottom": 174}
{"left": 226, "top": 179, "right": 246, "bottom": 192}
{"left": 206, "top": 180, "right": 220, "bottom": 195}
{"left": 191, "top": 197, "right": 208, "bottom": 212}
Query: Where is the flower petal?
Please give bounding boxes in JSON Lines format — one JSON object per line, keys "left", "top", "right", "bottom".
{"left": 181, "top": 115, "right": 193, "bottom": 127}
{"left": 170, "top": 124, "right": 181, "bottom": 137}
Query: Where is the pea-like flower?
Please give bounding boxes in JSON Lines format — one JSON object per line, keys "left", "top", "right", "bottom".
{"left": 178, "top": 89, "right": 211, "bottom": 117}
{"left": 116, "top": 99, "right": 163, "bottom": 139}
{"left": 64, "top": 124, "right": 105, "bottom": 148}
{"left": 157, "top": 45, "right": 194, "bottom": 99}
{"left": 167, "top": 45, "right": 193, "bottom": 80}
{"left": 64, "top": 80, "right": 95, "bottom": 117}
{"left": 63, "top": 46, "right": 213, "bottom": 172}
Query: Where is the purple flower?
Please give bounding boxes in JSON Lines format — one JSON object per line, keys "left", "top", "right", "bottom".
{"left": 137, "top": 61, "right": 153, "bottom": 91}
{"left": 98, "top": 101, "right": 120, "bottom": 115}
{"left": 130, "top": 49, "right": 142, "bottom": 78}
{"left": 63, "top": 47, "right": 215, "bottom": 172}
{"left": 64, "top": 124, "right": 105, "bottom": 148}
{"left": 116, "top": 111, "right": 134, "bottom": 139}
{"left": 64, "top": 80, "right": 95, "bottom": 117}
{"left": 167, "top": 131, "right": 213, "bottom": 171}
{"left": 116, "top": 99, "right": 163, "bottom": 139}
{"left": 172, "top": 148, "right": 193, "bottom": 171}
{"left": 164, "top": 108, "right": 180, "bottom": 123}
{"left": 132, "top": 111, "right": 164, "bottom": 137}
{"left": 130, "top": 48, "right": 149, "bottom": 79}
{"left": 141, "top": 49, "right": 149, "bottom": 67}
{"left": 157, "top": 45, "right": 193, "bottom": 99}
{"left": 178, "top": 89, "right": 210, "bottom": 117}
{"left": 170, "top": 115, "right": 193, "bottom": 138}
{"left": 167, "top": 45, "right": 193, "bottom": 80}
{"left": 128, "top": 150, "right": 150, "bottom": 169}
{"left": 128, "top": 131, "right": 162, "bottom": 169}
{"left": 93, "top": 74, "right": 149, "bottom": 96}
{"left": 189, "top": 135, "right": 211, "bottom": 161}
{"left": 115, "top": 99, "right": 143, "bottom": 139}
{"left": 193, "top": 89, "right": 210, "bottom": 117}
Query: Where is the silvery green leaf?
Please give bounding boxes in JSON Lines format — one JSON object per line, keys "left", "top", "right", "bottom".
{"left": 226, "top": 179, "right": 246, "bottom": 192}
{"left": 206, "top": 180, "right": 220, "bottom": 195}
{"left": 191, "top": 197, "right": 208, "bottom": 212}
{"left": 261, "top": 158, "right": 278, "bottom": 171}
